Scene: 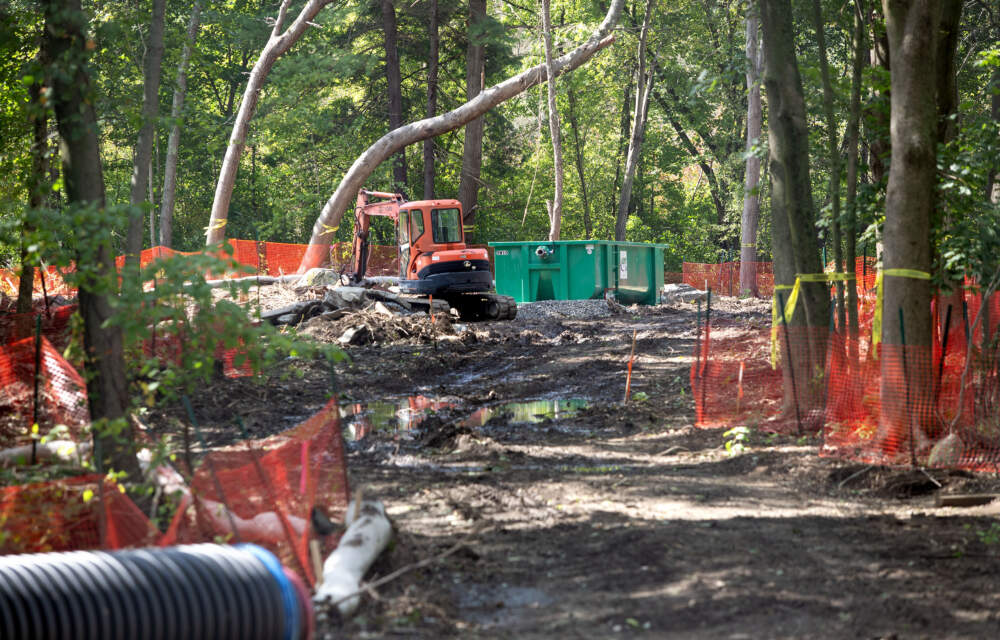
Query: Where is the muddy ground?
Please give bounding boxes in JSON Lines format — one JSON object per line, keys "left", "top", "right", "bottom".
{"left": 158, "top": 293, "right": 1000, "bottom": 639}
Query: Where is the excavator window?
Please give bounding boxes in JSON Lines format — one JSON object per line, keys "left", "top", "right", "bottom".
{"left": 431, "top": 208, "right": 462, "bottom": 244}
{"left": 399, "top": 210, "right": 409, "bottom": 244}
{"left": 411, "top": 209, "right": 425, "bottom": 242}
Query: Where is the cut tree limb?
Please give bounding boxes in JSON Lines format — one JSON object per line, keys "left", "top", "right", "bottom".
{"left": 297, "top": 0, "right": 625, "bottom": 272}
{"left": 313, "top": 497, "right": 393, "bottom": 617}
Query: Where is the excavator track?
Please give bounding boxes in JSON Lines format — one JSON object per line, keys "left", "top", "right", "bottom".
{"left": 445, "top": 292, "right": 517, "bottom": 321}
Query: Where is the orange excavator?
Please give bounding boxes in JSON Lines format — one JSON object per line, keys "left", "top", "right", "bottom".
{"left": 347, "top": 189, "right": 517, "bottom": 321}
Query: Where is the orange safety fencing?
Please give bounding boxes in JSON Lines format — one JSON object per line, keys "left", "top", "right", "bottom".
{"left": 160, "top": 398, "right": 349, "bottom": 585}
{"left": 0, "top": 336, "right": 89, "bottom": 449}
{"left": 0, "top": 240, "right": 402, "bottom": 301}
{"left": 0, "top": 398, "right": 350, "bottom": 586}
{"left": 692, "top": 281, "right": 1000, "bottom": 471}
{"left": 0, "top": 475, "right": 159, "bottom": 554}
{"left": 683, "top": 257, "right": 879, "bottom": 299}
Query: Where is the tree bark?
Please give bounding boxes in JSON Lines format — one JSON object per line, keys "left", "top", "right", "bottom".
{"left": 43, "top": 0, "right": 140, "bottom": 479}
{"left": 811, "top": 0, "right": 845, "bottom": 327}
{"left": 610, "top": 75, "right": 633, "bottom": 215}
{"left": 299, "top": 0, "right": 625, "bottom": 270}
{"left": 458, "top": 0, "right": 487, "bottom": 233}
{"left": 125, "top": 0, "right": 166, "bottom": 281}
{"left": 760, "top": 0, "right": 829, "bottom": 422}
{"left": 422, "top": 0, "right": 439, "bottom": 200}
{"left": 934, "top": 0, "right": 965, "bottom": 345}
{"left": 160, "top": 0, "right": 203, "bottom": 248}
{"left": 879, "top": 0, "right": 943, "bottom": 451}
{"left": 541, "top": 0, "right": 563, "bottom": 241}
{"left": 990, "top": 63, "right": 1000, "bottom": 205}
{"left": 566, "top": 85, "right": 592, "bottom": 239}
{"left": 18, "top": 71, "right": 48, "bottom": 314}
{"left": 615, "top": 0, "right": 656, "bottom": 242}
{"left": 867, "top": 9, "right": 891, "bottom": 185}
{"left": 844, "top": 0, "right": 867, "bottom": 342}
{"left": 206, "top": 0, "right": 333, "bottom": 245}
{"left": 382, "top": 0, "right": 406, "bottom": 192}
{"left": 738, "top": 9, "right": 763, "bottom": 297}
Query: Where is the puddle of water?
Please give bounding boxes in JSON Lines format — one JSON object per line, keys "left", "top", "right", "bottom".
{"left": 341, "top": 396, "right": 589, "bottom": 441}
{"left": 340, "top": 395, "right": 454, "bottom": 441}
{"left": 462, "top": 398, "right": 589, "bottom": 428}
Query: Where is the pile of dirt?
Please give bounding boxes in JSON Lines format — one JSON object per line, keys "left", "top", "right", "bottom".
{"left": 299, "top": 309, "right": 462, "bottom": 346}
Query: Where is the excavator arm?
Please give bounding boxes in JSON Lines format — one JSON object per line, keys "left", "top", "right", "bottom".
{"left": 348, "top": 189, "right": 404, "bottom": 284}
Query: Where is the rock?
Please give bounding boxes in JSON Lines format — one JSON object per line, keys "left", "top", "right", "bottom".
{"left": 928, "top": 432, "right": 964, "bottom": 468}
{"left": 662, "top": 283, "right": 708, "bottom": 304}
{"left": 338, "top": 325, "right": 373, "bottom": 346}
{"left": 294, "top": 268, "right": 343, "bottom": 290}
{"left": 277, "top": 313, "right": 299, "bottom": 325}
{"left": 322, "top": 286, "right": 369, "bottom": 309}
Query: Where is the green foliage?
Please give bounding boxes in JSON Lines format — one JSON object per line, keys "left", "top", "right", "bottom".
{"left": 723, "top": 426, "right": 750, "bottom": 456}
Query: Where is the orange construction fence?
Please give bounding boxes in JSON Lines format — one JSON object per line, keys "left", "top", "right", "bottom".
{"left": 692, "top": 279, "right": 1000, "bottom": 471}
{"left": 683, "top": 257, "right": 879, "bottom": 298}
{"left": 0, "top": 240, "right": 402, "bottom": 300}
{"left": 0, "top": 398, "right": 350, "bottom": 587}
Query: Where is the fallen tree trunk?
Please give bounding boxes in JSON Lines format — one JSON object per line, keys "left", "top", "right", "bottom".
{"left": 313, "top": 496, "right": 393, "bottom": 617}
{"left": 296, "top": 0, "right": 625, "bottom": 272}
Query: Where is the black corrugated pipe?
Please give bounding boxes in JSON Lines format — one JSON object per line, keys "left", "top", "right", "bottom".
{"left": 0, "top": 543, "right": 311, "bottom": 640}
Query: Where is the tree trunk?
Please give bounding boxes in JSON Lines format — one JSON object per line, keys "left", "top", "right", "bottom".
{"left": 867, "top": 11, "right": 891, "bottom": 185}
{"left": 299, "top": 0, "right": 625, "bottom": 270}
{"left": 811, "top": 0, "right": 844, "bottom": 327}
{"left": 879, "top": 0, "right": 944, "bottom": 454}
{"left": 206, "top": 0, "right": 332, "bottom": 245}
{"left": 610, "top": 76, "right": 633, "bottom": 215}
{"left": 760, "top": 0, "right": 829, "bottom": 424}
{"left": 422, "top": 0, "right": 438, "bottom": 200}
{"left": 43, "top": 0, "right": 140, "bottom": 479}
{"left": 18, "top": 72, "right": 48, "bottom": 314}
{"left": 458, "top": 0, "right": 487, "bottom": 234}
{"left": 990, "top": 63, "right": 1000, "bottom": 205}
{"left": 566, "top": 85, "right": 592, "bottom": 239}
{"left": 738, "top": 9, "right": 762, "bottom": 297}
{"left": 159, "top": 0, "right": 203, "bottom": 248}
{"left": 125, "top": 0, "right": 166, "bottom": 282}
{"left": 382, "top": 0, "right": 406, "bottom": 192}
{"left": 844, "top": 0, "right": 867, "bottom": 343}
{"left": 541, "top": 0, "right": 563, "bottom": 242}
{"left": 615, "top": 0, "right": 656, "bottom": 242}
{"left": 934, "top": 0, "right": 964, "bottom": 347}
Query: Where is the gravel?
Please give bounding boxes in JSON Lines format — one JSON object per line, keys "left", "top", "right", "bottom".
{"left": 512, "top": 299, "right": 615, "bottom": 321}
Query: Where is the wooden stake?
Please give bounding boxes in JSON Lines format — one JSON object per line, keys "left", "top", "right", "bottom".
{"left": 624, "top": 329, "right": 637, "bottom": 404}
{"left": 310, "top": 539, "right": 324, "bottom": 586}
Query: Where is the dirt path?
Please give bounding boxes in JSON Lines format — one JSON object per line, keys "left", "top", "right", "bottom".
{"left": 159, "top": 298, "right": 1000, "bottom": 638}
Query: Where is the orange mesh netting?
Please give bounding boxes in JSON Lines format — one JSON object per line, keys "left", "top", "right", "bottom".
{"left": 159, "top": 398, "right": 350, "bottom": 586}
{"left": 0, "top": 475, "right": 158, "bottom": 554}
{"left": 691, "top": 279, "right": 1000, "bottom": 472}
{"left": 2, "top": 240, "right": 401, "bottom": 299}
{"left": 0, "top": 265, "right": 75, "bottom": 299}
{"left": 682, "top": 257, "right": 879, "bottom": 299}
{"left": 683, "top": 261, "right": 774, "bottom": 297}
{"left": 0, "top": 336, "right": 89, "bottom": 449}
{"left": 1, "top": 400, "right": 350, "bottom": 584}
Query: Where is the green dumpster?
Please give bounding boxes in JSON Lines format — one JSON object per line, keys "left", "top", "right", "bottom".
{"left": 489, "top": 240, "right": 666, "bottom": 305}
